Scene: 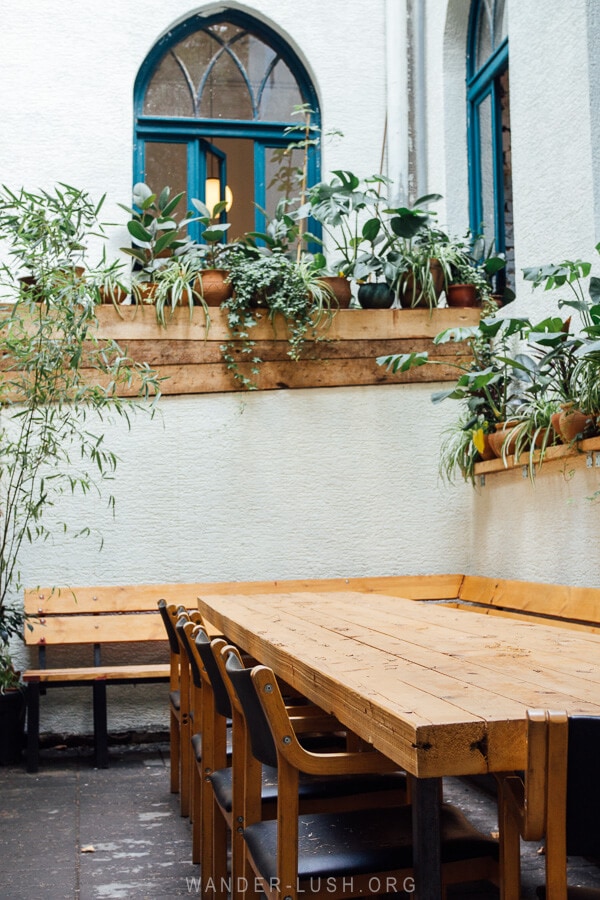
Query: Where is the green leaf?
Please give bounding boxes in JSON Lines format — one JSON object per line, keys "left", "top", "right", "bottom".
{"left": 127, "top": 220, "right": 152, "bottom": 243}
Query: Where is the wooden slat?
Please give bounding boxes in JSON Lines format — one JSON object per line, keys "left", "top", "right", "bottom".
{"left": 24, "top": 584, "right": 202, "bottom": 615}
{"left": 25, "top": 612, "right": 167, "bottom": 645}
{"left": 103, "top": 336, "right": 470, "bottom": 367}
{"left": 25, "top": 574, "right": 463, "bottom": 617}
{"left": 91, "top": 305, "right": 481, "bottom": 342}
{"left": 442, "top": 601, "right": 600, "bottom": 633}
{"left": 459, "top": 576, "right": 600, "bottom": 625}
{"left": 22, "top": 663, "right": 170, "bottom": 682}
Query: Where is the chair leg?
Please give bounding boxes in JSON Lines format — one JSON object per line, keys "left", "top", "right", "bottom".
{"left": 170, "top": 707, "right": 180, "bottom": 794}
{"left": 499, "top": 783, "right": 522, "bottom": 900}
{"left": 180, "top": 709, "right": 191, "bottom": 817}
{"left": 191, "top": 758, "right": 202, "bottom": 866}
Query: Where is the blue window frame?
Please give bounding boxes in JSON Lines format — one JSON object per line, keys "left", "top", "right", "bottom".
{"left": 467, "top": 0, "right": 513, "bottom": 285}
{"left": 133, "top": 10, "right": 320, "bottom": 242}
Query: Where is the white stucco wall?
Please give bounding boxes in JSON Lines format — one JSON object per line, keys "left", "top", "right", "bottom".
{"left": 3, "top": 0, "right": 600, "bottom": 740}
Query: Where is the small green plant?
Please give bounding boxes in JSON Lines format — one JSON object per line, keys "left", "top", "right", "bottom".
{"left": 119, "top": 182, "right": 188, "bottom": 286}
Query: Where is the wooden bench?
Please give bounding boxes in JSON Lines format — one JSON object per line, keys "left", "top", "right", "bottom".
{"left": 21, "top": 585, "right": 184, "bottom": 772}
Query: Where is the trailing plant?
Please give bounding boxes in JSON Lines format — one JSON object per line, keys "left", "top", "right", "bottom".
{"left": 0, "top": 185, "right": 161, "bottom": 684}
{"left": 221, "top": 253, "right": 335, "bottom": 390}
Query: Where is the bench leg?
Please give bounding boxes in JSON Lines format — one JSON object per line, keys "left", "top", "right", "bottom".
{"left": 92, "top": 683, "right": 109, "bottom": 768}
{"left": 26, "top": 683, "right": 40, "bottom": 773}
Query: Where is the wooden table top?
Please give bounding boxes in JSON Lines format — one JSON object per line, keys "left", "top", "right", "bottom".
{"left": 197, "top": 590, "right": 600, "bottom": 778}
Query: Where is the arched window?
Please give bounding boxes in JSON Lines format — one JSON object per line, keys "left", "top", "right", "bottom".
{"left": 134, "top": 10, "right": 320, "bottom": 241}
{"left": 467, "top": 0, "right": 513, "bottom": 288}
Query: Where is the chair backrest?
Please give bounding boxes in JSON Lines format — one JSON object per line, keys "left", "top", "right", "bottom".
{"left": 224, "top": 648, "right": 278, "bottom": 768}
{"left": 158, "top": 599, "right": 183, "bottom": 655}
{"left": 175, "top": 617, "right": 204, "bottom": 689}
{"left": 195, "top": 628, "right": 232, "bottom": 720}
{"left": 565, "top": 716, "right": 600, "bottom": 856}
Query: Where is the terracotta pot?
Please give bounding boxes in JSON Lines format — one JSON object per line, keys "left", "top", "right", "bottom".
{"left": 194, "top": 269, "right": 233, "bottom": 306}
{"left": 318, "top": 275, "right": 352, "bottom": 308}
{"left": 131, "top": 282, "right": 159, "bottom": 305}
{"left": 98, "top": 286, "right": 128, "bottom": 305}
{"left": 357, "top": 283, "right": 394, "bottom": 309}
{"left": 550, "top": 411, "right": 563, "bottom": 443}
{"left": 446, "top": 283, "right": 479, "bottom": 308}
{"left": 398, "top": 259, "right": 445, "bottom": 309}
{"left": 487, "top": 421, "right": 519, "bottom": 458}
{"left": 558, "top": 403, "right": 594, "bottom": 443}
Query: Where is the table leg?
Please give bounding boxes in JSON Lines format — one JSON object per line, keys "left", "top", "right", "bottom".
{"left": 411, "top": 776, "right": 442, "bottom": 900}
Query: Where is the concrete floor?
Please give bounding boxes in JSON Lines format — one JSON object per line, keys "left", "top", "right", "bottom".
{"left": 1, "top": 742, "right": 599, "bottom": 899}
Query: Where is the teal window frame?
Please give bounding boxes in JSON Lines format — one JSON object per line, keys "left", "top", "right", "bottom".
{"left": 466, "top": 0, "right": 509, "bottom": 257}
{"left": 133, "top": 10, "right": 321, "bottom": 236}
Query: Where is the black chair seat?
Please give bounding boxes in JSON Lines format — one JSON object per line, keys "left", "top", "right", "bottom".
{"left": 170, "top": 689, "right": 180, "bottom": 711}
{"left": 537, "top": 889, "right": 600, "bottom": 899}
{"left": 209, "top": 763, "right": 406, "bottom": 814}
{"left": 244, "top": 803, "right": 498, "bottom": 882}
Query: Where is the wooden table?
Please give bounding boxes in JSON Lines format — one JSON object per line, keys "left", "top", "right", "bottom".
{"left": 197, "top": 590, "right": 600, "bottom": 898}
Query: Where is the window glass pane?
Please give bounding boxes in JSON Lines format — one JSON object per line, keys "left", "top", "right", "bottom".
{"left": 477, "top": 94, "right": 496, "bottom": 247}
{"left": 265, "top": 146, "right": 304, "bottom": 220}
{"left": 209, "top": 137, "right": 255, "bottom": 241}
{"left": 259, "top": 59, "right": 303, "bottom": 121}
{"left": 495, "top": 0, "right": 508, "bottom": 45}
{"left": 144, "top": 53, "right": 195, "bottom": 117}
{"left": 199, "top": 48, "right": 253, "bottom": 119}
{"left": 499, "top": 69, "right": 514, "bottom": 285}
{"left": 143, "top": 143, "right": 188, "bottom": 210}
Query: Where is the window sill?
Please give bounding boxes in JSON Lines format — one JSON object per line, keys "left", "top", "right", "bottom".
{"left": 91, "top": 305, "right": 479, "bottom": 395}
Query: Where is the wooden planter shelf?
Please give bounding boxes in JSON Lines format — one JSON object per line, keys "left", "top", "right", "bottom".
{"left": 473, "top": 436, "right": 600, "bottom": 481}
{"left": 89, "top": 305, "right": 479, "bottom": 396}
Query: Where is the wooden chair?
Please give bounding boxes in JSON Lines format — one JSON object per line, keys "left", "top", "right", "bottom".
{"left": 222, "top": 648, "right": 498, "bottom": 900}
{"left": 173, "top": 611, "right": 204, "bottom": 819}
{"left": 157, "top": 600, "right": 185, "bottom": 796}
{"left": 212, "top": 642, "right": 409, "bottom": 899}
{"left": 499, "top": 710, "right": 600, "bottom": 900}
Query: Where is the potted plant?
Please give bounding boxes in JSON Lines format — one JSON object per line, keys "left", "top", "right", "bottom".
{"left": 0, "top": 184, "right": 161, "bottom": 762}
{"left": 307, "top": 169, "right": 390, "bottom": 306}
{"left": 118, "top": 182, "right": 188, "bottom": 305}
{"left": 222, "top": 252, "right": 335, "bottom": 390}
{"left": 377, "top": 314, "right": 534, "bottom": 477}
{"left": 152, "top": 251, "right": 211, "bottom": 328}
{"left": 187, "top": 197, "right": 238, "bottom": 306}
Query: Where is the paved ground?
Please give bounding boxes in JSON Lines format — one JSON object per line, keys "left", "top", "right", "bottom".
{"left": 1, "top": 742, "right": 600, "bottom": 899}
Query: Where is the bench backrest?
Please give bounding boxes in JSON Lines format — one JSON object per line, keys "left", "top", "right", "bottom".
{"left": 457, "top": 576, "right": 600, "bottom": 628}
{"left": 24, "top": 574, "right": 464, "bottom": 648}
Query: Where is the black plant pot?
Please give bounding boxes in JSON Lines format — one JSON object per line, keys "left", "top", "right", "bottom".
{"left": 0, "top": 687, "right": 26, "bottom": 765}
{"left": 357, "top": 283, "right": 395, "bottom": 309}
